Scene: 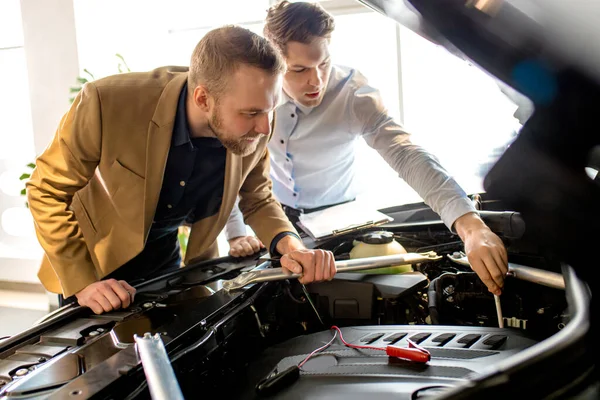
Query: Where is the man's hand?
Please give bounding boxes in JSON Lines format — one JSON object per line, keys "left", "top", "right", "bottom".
{"left": 228, "top": 236, "right": 265, "bottom": 257}
{"left": 75, "top": 279, "right": 136, "bottom": 315}
{"left": 276, "top": 234, "right": 336, "bottom": 284}
{"left": 455, "top": 212, "right": 508, "bottom": 295}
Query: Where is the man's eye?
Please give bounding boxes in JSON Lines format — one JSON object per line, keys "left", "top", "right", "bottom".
{"left": 291, "top": 69, "right": 305, "bottom": 73}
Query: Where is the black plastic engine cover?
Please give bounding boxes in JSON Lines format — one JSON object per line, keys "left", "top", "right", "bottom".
{"left": 239, "top": 325, "right": 538, "bottom": 400}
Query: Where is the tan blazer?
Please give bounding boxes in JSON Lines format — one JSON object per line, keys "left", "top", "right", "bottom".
{"left": 27, "top": 67, "right": 295, "bottom": 297}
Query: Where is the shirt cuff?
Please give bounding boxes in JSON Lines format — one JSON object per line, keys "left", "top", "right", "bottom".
{"left": 224, "top": 199, "right": 247, "bottom": 240}
{"left": 440, "top": 197, "right": 478, "bottom": 232}
{"left": 225, "top": 224, "right": 248, "bottom": 241}
{"left": 269, "top": 231, "right": 301, "bottom": 257}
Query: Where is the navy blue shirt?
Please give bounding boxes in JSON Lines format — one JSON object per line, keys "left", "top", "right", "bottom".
{"left": 108, "top": 85, "right": 226, "bottom": 283}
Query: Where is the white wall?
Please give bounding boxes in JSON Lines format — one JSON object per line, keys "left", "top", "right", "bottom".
{"left": 0, "top": 0, "right": 80, "bottom": 283}
{"left": 22, "top": 0, "right": 80, "bottom": 155}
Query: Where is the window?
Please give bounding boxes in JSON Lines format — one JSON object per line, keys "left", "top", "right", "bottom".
{"left": 72, "top": 0, "right": 270, "bottom": 78}
{"left": 326, "top": 10, "right": 411, "bottom": 208}
{"left": 0, "top": 0, "right": 24, "bottom": 49}
{"left": 399, "top": 26, "right": 521, "bottom": 196}
{"left": 0, "top": 0, "right": 40, "bottom": 263}
{"left": 326, "top": 8, "right": 521, "bottom": 210}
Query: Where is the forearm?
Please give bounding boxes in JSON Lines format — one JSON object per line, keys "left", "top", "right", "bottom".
{"left": 27, "top": 173, "right": 98, "bottom": 296}
{"left": 381, "top": 141, "right": 476, "bottom": 229}
{"left": 356, "top": 93, "right": 476, "bottom": 230}
{"left": 454, "top": 212, "right": 488, "bottom": 242}
{"left": 275, "top": 234, "right": 305, "bottom": 255}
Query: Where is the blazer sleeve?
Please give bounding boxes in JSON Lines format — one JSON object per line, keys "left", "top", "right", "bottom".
{"left": 26, "top": 82, "right": 102, "bottom": 297}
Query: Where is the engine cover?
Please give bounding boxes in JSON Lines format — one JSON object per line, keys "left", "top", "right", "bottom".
{"left": 242, "top": 324, "right": 539, "bottom": 399}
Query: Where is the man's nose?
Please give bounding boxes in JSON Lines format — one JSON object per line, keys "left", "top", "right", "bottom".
{"left": 307, "top": 68, "right": 322, "bottom": 88}
{"left": 254, "top": 114, "right": 271, "bottom": 136}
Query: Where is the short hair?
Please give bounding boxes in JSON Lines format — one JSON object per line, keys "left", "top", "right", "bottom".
{"left": 264, "top": 1, "right": 335, "bottom": 55}
{"left": 188, "top": 25, "right": 286, "bottom": 97}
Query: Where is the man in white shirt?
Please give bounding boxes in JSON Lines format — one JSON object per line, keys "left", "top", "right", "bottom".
{"left": 225, "top": 0, "right": 508, "bottom": 296}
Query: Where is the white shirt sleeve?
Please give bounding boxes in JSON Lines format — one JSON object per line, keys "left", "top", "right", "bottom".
{"left": 224, "top": 196, "right": 248, "bottom": 240}
{"left": 350, "top": 74, "right": 477, "bottom": 230}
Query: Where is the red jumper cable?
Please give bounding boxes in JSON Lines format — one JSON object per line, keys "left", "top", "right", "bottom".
{"left": 256, "top": 326, "right": 430, "bottom": 395}
{"left": 298, "top": 326, "right": 431, "bottom": 368}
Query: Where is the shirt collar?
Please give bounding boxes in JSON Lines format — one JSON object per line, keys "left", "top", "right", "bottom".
{"left": 283, "top": 91, "right": 315, "bottom": 116}
{"left": 172, "top": 85, "right": 192, "bottom": 147}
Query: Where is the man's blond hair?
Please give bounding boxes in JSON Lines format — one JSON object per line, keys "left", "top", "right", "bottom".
{"left": 188, "top": 25, "right": 286, "bottom": 97}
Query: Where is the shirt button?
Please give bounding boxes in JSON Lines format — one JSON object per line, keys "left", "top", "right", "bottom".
{"left": 291, "top": 113, "right": 295, "bottom": 118}
{"left": 167, "top": 204, "right": 173, "bottom": 209}
{"left": 293, "top": 193, "right": 297, "bottom": 197}
{"left": 280, "top": 139, "right": 284, "bottom": 144}
{"left": 180, "top": 181, "right": 186, "bottom": 187}
{"left": 286, "top": 158, "right": 290, "bottom": 162}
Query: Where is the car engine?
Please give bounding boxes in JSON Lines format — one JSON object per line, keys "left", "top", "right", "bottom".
{"left": 1, "top": 197, "right": 588, "bottom": 400}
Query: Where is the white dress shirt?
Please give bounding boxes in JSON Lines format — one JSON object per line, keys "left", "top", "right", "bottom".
{"left": 225, "top": 65, "right": 476, "bottom": 239}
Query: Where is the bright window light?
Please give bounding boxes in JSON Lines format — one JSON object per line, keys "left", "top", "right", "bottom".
{"left": 2, "top": 207, "right": 35, "bottom": 237}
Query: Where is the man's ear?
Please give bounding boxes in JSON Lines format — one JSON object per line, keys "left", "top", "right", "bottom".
{"left": 193, "top": 85, "right": 212, "bottom": 112}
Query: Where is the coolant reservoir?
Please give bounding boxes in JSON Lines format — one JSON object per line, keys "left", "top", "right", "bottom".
{"left": 348, "top": 231, "right": 413, "bottom": 274}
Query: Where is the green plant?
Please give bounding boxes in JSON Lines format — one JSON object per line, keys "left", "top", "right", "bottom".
{"left": 178, "top": 226, "right": 190, "bottom": 263}
{"left": 68, "top": 54, "right": 130, "bottom": 103}
{"left": 115, "top": 53, "right": 131, "bottom": 74}
{"left": 69, "top": 69, "right": 95, "bottom": 104}
{"left": 18, "top": 163, "right": 36, "bottom": 207}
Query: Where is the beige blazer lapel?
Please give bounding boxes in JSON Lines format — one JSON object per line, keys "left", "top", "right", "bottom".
{"left": 143, "top": 74, "right": 188, "bottom": 239}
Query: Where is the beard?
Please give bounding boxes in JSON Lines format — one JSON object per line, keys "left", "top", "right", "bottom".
{"left": 209, "top": 106, "right": 261, "bottom": 157}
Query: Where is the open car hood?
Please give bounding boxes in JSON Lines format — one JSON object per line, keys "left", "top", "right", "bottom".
{"left": 358, "top": 0, "right": 600, "bottom": 106}
{"left": 359, "top": 0, "right": 600, "bottom": 283}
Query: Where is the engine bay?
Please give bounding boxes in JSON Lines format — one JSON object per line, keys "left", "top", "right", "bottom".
{"left": 2, "top": 0, "right": 598, "bottom": 398}
{"left": 0, "top": 203, "right": 586, "bottom": 400}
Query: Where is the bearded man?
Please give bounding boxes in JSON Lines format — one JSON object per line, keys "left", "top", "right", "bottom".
{"left": 26, "top": 25, "right": 336, "bottom": 315}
